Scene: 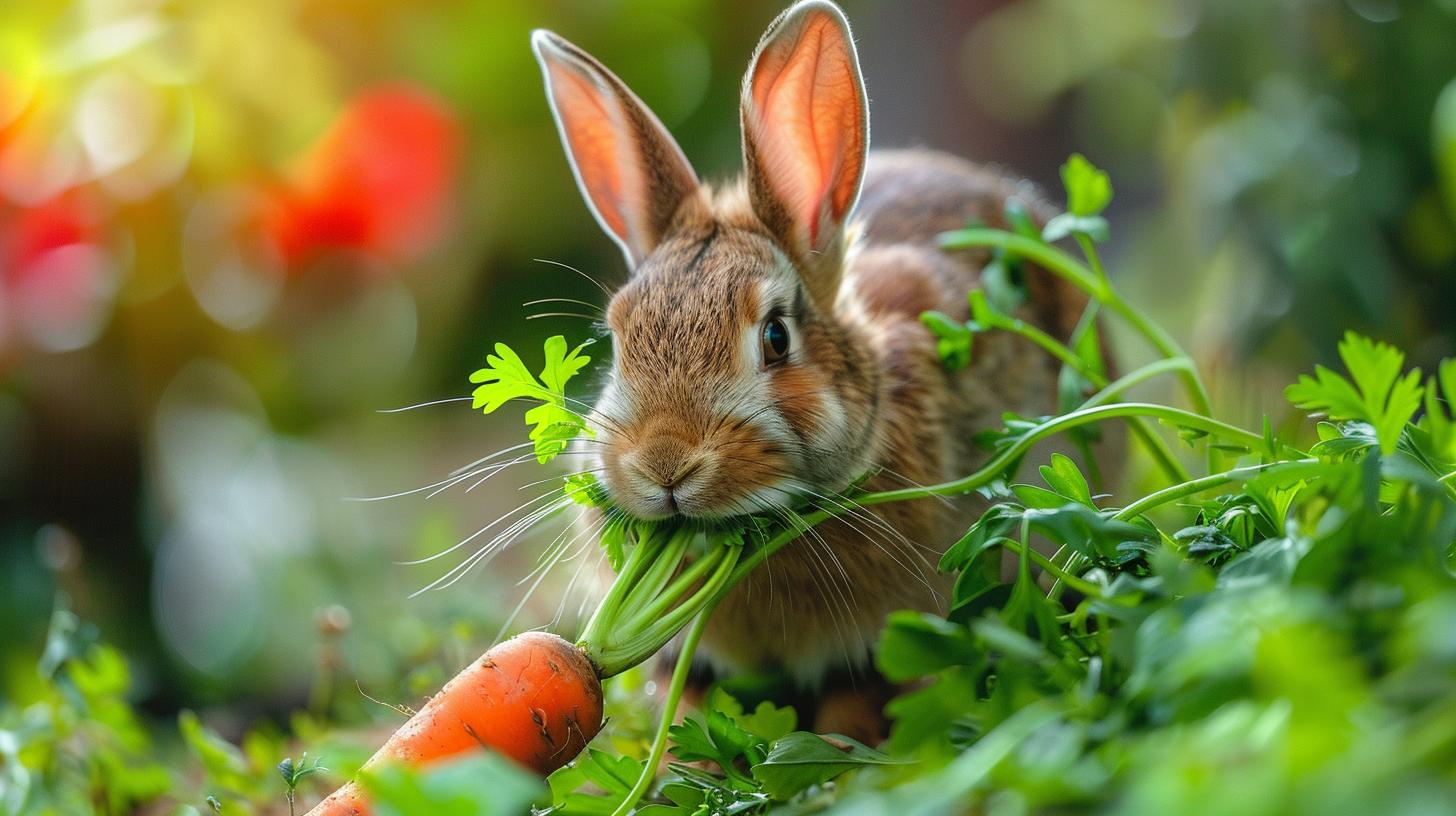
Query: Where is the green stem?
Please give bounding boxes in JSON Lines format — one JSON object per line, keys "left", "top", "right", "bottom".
{"left": 859, "top": 403, "right": 1302, "bottom": 506}
{"left": 972, "top": 290, "right": 1090, "bottom": 379}
{"left": 635, "top": 545, "right": 728, "bottom": 624}
{"left": 1004, "top": 536, "right": 1101, "bottom": 598}
{"left": 615, "top": 528, "right": 694, "bottom": 620}
{"left": 971, "top": 293, "right": 1190, "bottom": 484}
{"left": 637, "top": 548, "right": 741, "bottom": 651}
{"left": 1111, "top": 460, "right": 1319, "bottom": 521}
{"left": 940, "top": 229, "right": 1213, "bottom": 416}
{"left": 1047, "top": 551, "right": 1085, "bottom": 603}
{"left": 1081, "top": 357, "right": 1199, "bottom": 408}
{"left": 583, "top": 535, "right": 648, "bottom": 641}
{"left": 1074, "top": 233, "right": 1110, "bottom": 287}
{"left": 609, "top": 607, "right": 715, "bottom": 816}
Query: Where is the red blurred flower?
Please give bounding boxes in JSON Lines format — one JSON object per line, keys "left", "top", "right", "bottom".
{"left": 262, "top": 82, "right": 463, "bottom": 270}
{"left": 1, "top": 190, "right": 118, "bottom": 352}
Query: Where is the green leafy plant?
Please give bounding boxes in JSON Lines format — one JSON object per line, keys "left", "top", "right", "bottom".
{"left": 469, "top": 335, "right": 596, "bottom": 463}
{"left": 278, "top": 754, "right": 328, "bottom": 816}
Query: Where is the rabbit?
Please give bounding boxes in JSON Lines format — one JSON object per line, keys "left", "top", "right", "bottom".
{"left": 532, "top": 0, "right": 1096, "bottom": 742}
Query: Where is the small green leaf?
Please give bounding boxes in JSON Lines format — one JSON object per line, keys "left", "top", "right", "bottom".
{"left": 1061, "top": 153, "right": 1113, "bottom": 217}
{"left": 710, "top": 690, "right": 798, "bottom": 744}
{"left": 1423, "top": 358, "right": 1456, "bottom": 463}
{"left": 1039, "top": 453, "right": 1095, "bottom": 507}
{"left": 750, "top": 733, "right": 899, "bottom": 800}
{"left": 920, "top": 310, "right": 973, "bottom": 372}
{"left": 877, "top": 611, "right": 983, "bottom": 682}
{"left": 1011, "top": 484, "right": 1070, "bottom": 509}
{"left": 940, "top": 504, "right": 1022, "bottom": 573}
{"left": 469, "top": 336, "right": 596, "bottom": 463}
{"left": 1042, "top": 213, "right": 1110, "bottom": 243}
{"left": 981, "top": 259, "right": 1027, "bottom": 315}
{"left": 468, "top": 343, "right": 542, "bottom": 413}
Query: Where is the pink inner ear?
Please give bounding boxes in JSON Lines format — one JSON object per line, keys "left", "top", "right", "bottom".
{"left": 549, "top": 62, "right": 634, "bottom": 243}
{"left": 750, "top": 11, "right": 864, "bottom": 248}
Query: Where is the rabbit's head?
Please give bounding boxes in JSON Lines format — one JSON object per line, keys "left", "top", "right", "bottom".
{"left": 534, "top": 1, "right": 877, "bottom": 520}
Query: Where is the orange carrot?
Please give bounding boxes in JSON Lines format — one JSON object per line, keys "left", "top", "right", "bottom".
{"left": 306, "top": 631, "right": 604, "bottom": 816}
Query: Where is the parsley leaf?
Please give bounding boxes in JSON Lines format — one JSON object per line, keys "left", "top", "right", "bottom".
{"left": 1061, "top": 153, "right": 1113, "bottom": 217}
{"left": 1285, "top": 331, "right": 1423, "bottom": 455}
{"left": 468, "top": 336, "right": 595, "bottom": 463}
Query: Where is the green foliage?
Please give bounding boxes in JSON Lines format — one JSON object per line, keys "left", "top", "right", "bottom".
{"left": 469, "top": 335, "right": 596, "bottom": 463}
{"left": 1043, "top": 154, "right": 1112, "bottom": 243}
{"left": 919, "top": 311, "right": 972, "bottom": 373}
{"left": 1286, "top": 331, "right": 1424, "bottom": 455}
{"left": 550, "top": 690, "right": 893, "bottom": 816}
{"left": 0, "top": 600, "right": 173, "bottom": 816}
{"left": 360, "top": 753, "right": 544, "bottom": 816}
{"left": 278, "top": 754, "right": 328, "bottom": 815}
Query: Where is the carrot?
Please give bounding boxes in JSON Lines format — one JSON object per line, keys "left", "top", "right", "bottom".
{"left": 305, "top": 631, "right": 604, "bottom": 816}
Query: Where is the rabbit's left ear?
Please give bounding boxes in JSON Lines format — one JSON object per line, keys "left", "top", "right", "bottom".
{"left": 534, "top": 29, "right": 700, "bottom": 270}
{"left": 741, "top": 0, "right": 867, "bottom": 303}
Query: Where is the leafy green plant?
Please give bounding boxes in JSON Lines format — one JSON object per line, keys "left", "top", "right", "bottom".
{"left": 278, "top": 754, "right": 328, "bottom": 816}
{"left": 0, "top": 598, "right": 172, "bottom": 816}
{"left": 470, "top": 335, "right": 596, "bottom": 463}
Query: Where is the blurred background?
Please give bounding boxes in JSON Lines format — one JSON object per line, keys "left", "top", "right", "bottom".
{"left": 2, "top": 0, "right": 1455, "bottom": 732}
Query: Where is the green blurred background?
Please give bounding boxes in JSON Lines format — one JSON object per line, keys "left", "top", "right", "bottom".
{"left": 2, "top": 0, "right": 1456, "bottom": 732}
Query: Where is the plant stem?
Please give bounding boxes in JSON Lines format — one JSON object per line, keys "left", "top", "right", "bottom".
{"left": 615, "top": 528, "right": 695, "bottom": 621}
{"left": 1081, "top": 357, "right": 1199, "bottom": 408}
{"left": 1003, "top": 536, "right": 1102, "bottom": 598}
{"left": 940, "top": 229, "right": 1213, "bottom": 417}
{"left": 971, "top": 291, "right": 1190, "bottom": 484}
{"left": 1074, "top": 233, "right": 1110, "bottom": 287}
{"left": 859, "top": 403, "right": 1303, "bottom": 506}
{"left": 1111, "top": 460, "right": 1320, "bottom": 522}
{"left": 635, "top": 545, "right": 727, "bottom": 624}
{"left": 610, "top": 607, "right": 715, "bottom": 816}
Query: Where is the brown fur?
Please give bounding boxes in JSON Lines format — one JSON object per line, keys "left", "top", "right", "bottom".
{"left": 534, "top": 1, "right": 1095, "bottom": 739}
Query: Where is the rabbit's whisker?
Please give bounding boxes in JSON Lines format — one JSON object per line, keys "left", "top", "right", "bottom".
{"left": 410, "top": 494, "right": 573, "bottom": 597}
{"left": 527, "top": 312, "right": 601, "bottom": 321}
{"left": 523, "top": 297, "right": 606, "bottom": 314}
{"left": 396, "top": 488, "right": 565, "bottom": 567}
{"left": 377, "top": 397, "right": 474, "bottom": 413}
{"left": 534, "top": 257, "right": 611, "bottom": 296}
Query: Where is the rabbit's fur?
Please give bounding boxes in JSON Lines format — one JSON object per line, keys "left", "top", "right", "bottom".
{"left": 534, "top": 1, "right": 1093, "bottom": 739}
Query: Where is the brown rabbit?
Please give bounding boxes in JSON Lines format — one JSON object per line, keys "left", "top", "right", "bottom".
{"left": 532, "top": 0, "right": 1092, "bottom": 742}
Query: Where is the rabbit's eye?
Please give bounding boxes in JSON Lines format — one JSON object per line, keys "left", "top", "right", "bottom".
{"left": 761, "top": 317, "right": 790, "bottom": 366}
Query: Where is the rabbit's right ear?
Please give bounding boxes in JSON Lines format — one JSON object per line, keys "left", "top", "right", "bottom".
{"left": 533, "top": 30, "right": 700, "bottom": 270}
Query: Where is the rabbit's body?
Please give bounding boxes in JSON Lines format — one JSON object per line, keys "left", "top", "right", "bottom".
{"left": 533, "top": 1, "right": 1093, "bottom": 740}
{"left": 696, "top": 151, "right": 1084, "bottom": 687}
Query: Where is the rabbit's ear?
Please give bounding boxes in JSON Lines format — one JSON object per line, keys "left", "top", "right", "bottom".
{"left": 533, "top": 30, "right": 700, "bottom": 269}
{"left": 741, "top": 1, "right": 867, "bottom": 303}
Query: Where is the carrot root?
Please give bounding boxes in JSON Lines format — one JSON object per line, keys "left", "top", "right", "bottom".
{"left": 305, "top": 631, "right": 604, "bottom": 816}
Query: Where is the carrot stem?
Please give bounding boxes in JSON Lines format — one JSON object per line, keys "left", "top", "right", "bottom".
{"left": 610, "top": 606, "right": 715, "bottom": 816}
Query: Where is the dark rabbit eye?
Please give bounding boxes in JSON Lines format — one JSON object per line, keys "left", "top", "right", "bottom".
{"left": 761, "top": 317, "right": 790, "bottom": 366}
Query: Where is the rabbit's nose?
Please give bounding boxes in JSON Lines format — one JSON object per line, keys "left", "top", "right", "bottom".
{"left": 630, "top": 438, "right": 705, "bottom": 490}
